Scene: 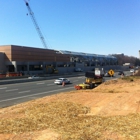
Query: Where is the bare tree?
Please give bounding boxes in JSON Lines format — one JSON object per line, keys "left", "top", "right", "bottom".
{"left": 112, "top": 54, "right": 140, "bottom": 66}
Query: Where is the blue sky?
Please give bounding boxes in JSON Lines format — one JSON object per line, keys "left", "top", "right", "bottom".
{"left": 0, "top": 0, "right": 140, "bottom": 57}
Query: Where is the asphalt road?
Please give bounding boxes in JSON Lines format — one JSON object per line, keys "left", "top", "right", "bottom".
{"left": 0, "top": 71, "right": 131, "bottom": 108}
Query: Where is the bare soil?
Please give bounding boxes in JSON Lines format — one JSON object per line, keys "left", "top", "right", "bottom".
{"left": 0, "top": 75, "right": 140, "bottom": 140}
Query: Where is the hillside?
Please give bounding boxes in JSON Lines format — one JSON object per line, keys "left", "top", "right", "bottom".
{"left": 0, "top": 75, "right": 140, "bottom": 140}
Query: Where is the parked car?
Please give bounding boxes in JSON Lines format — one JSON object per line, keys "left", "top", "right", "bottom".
{"left": 28, "top": 75, "right": 40, "bottom": 79}
{"left": 54, "top": 78, "right": 70, "bottom": 85}
{"left": 118, "top": 71, "right": 124, "bottom": 75}
{"left": 104, "top": 71, "right": 114, "bottom": 77}
{"left": 74, "top": 68, "right": 83, "bottom": 72}
{"left": 130, "top": 69, "right": 135, "bottom": 73}
{"left": 104, "top": 72, "right": 110, "bottom": 77}
{"left": 136, "top": 66, "right": 139, "bottom": 69}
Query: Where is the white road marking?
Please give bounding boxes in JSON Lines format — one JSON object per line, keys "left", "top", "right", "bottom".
{"left": 47, "top": 84, "right": 54, "bottom": 86}
{"left": 0, "top": 79, "right": 53, "bottom": 87}
{"left": 36, "top": 82, "right": 45, "bottom": 85}
{"left": 6, "top": 89, "right": 18, "bottom": 92}
{"left": 0, "top": 87, "right": 7, "bottom": 89}
{"left": 78, "top": 77, "right": 84, "bottom": 78}
{"left": 19, "top": 90, "right": 30, "bottom": 94}
{"left": 73, "top": 80, "right": 78, "bottom": 82}
{"left": 0, "top": 87, "right": 73, "bottom": 103}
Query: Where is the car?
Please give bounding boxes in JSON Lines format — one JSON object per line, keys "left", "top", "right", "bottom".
{"left": 104, "top": 72, "right": 109, "bottom": 77}
{"left": 28, "top": 75, "right": 40, "bottom": 79}
{"left": 104, "top": 71, "right": 112, "bottom": 77}
{"left": 130, "top": 69, "right": 135, "bottom": 73}
{"left": 136, "top": 66, "right": 139, "bottom": 69}
{"left": 54, "top": 78, "right": 70, "bottom": 85}
{"left": 74, "top": 68, "right": 83, "bottom": 72}
{"left": 118, "top": 71, "right": 124, "bottom": 75}
{"left": 104, "top": 71, "right": 114, "bottom": 77}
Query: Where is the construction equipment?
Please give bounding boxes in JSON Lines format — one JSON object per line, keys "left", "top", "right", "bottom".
{"left": 23, "top": 0, "right": 48, "bottom": 49}
{"left": 74, "top": 83, "right": 90, "bottom": 90}
{"left": 95, "top": 68, "right": 105, "bottom": 76}
{"left": 74, "top": 69, "right": 104, "bottom": 90}
{"left": 46, "top": 66, "right": 58, "bottom": 74}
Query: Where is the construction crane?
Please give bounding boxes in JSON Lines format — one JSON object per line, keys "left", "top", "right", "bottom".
{"left": 24, "top": 0, "right": 48, "bottom": 49}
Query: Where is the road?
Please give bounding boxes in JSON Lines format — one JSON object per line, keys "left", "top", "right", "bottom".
{"left": 0, "top": 71, "right": 131, "bottom": 108}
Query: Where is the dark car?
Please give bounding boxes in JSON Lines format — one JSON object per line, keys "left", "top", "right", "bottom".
{"left": 118, "top": 71, "right": 124, "bottom": 75}
{"left": 74, "top": 68, "right": 83, "bottom": 72}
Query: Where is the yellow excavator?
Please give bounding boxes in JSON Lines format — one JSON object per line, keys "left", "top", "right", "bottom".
{"left": 74, "top": 70, "right": 104, "bottom": 90}
{"left": 46, "top": 66, "right": 58, "bottom": 74}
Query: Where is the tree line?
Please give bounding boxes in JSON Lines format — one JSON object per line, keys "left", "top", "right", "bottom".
{"left": 112, "top": 54, "right": 140, "bottom": 66}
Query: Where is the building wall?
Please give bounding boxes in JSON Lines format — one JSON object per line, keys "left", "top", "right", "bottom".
{"left": 0, "top": 45, "right": 119, "bottom": 74}
{"left": 0, "top": 45, "right": 12, "bottom": 61}
{"left": 0, "top": 45, "right": 70, "bottom": 62}
{"left": 11, "top": 45, "right": 70, "bottom": 62}
{"left": 0, "top": 52, "right": 6, "bottom": 73}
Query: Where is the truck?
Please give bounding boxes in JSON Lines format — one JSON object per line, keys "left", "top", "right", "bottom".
{"left": 74, "top": 69, "right": 104, "bottom": 90}
{"left": 92, "top": 68, "right": 105, "bottom": 76}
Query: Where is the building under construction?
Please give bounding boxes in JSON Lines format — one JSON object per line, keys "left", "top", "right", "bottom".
{"left": 0, "top": 45, "right": 118, "bottom": 75}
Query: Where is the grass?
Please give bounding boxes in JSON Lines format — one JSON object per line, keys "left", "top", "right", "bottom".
{"left": 1, "top": 101, "right": 140, "bottom": 139}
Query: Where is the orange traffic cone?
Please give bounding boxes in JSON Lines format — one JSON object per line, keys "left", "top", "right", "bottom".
{"left": 62, "top": 81, "right": 65, "bottom": 87}
{"left": 121, "top": 74, "right": 124, "bottom": 78}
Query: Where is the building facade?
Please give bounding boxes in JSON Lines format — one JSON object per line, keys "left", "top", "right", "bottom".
{"left": 0, "top": 45, "right": 118, "bottom": 75}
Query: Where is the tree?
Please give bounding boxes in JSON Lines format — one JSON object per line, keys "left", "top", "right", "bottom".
{"left": 112, "top": 54, "right": 140, "bottom": 66}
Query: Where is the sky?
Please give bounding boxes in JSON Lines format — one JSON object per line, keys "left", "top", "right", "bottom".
{"left": 0, "top": 0, "right": 140, "bottom": 57}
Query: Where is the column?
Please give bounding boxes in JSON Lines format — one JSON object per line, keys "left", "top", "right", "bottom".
{"left": 27, "top": 62, "right": 30, "bottom": 75}
{"left": 12, "top": 61, "right": 17, "bottom": 72}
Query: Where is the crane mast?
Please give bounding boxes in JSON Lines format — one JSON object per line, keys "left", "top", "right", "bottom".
{"left": 24, "top": 1, "right": 48, "bottom": 49}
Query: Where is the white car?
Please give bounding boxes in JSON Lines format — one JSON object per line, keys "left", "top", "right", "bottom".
{"left": 54, "top": 78, "right": 70, "bottom": 85}
{"left": 28, "top": 75, "right": 40, "bottom": 79}
{"left": 104, "top": 72, "right": 110, "bottom": 77}
{"left": 130, "top": 69, "right": 135, "bottom": 73}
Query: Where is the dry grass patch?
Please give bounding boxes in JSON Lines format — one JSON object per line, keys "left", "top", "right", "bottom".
{"left": 1, "top": 101, "right": 140, "bottom": 139}
{"left": 93, "top": 76, "right": 140, "bottom": 93}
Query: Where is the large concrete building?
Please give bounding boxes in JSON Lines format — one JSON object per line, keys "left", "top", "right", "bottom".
{"left": 0, "top": 45, "right": 118, "bottom": 75}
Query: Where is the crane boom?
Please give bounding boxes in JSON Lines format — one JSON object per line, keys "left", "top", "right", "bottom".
{"left": 24, "top": 1, "right": 48, "bottom": 49}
